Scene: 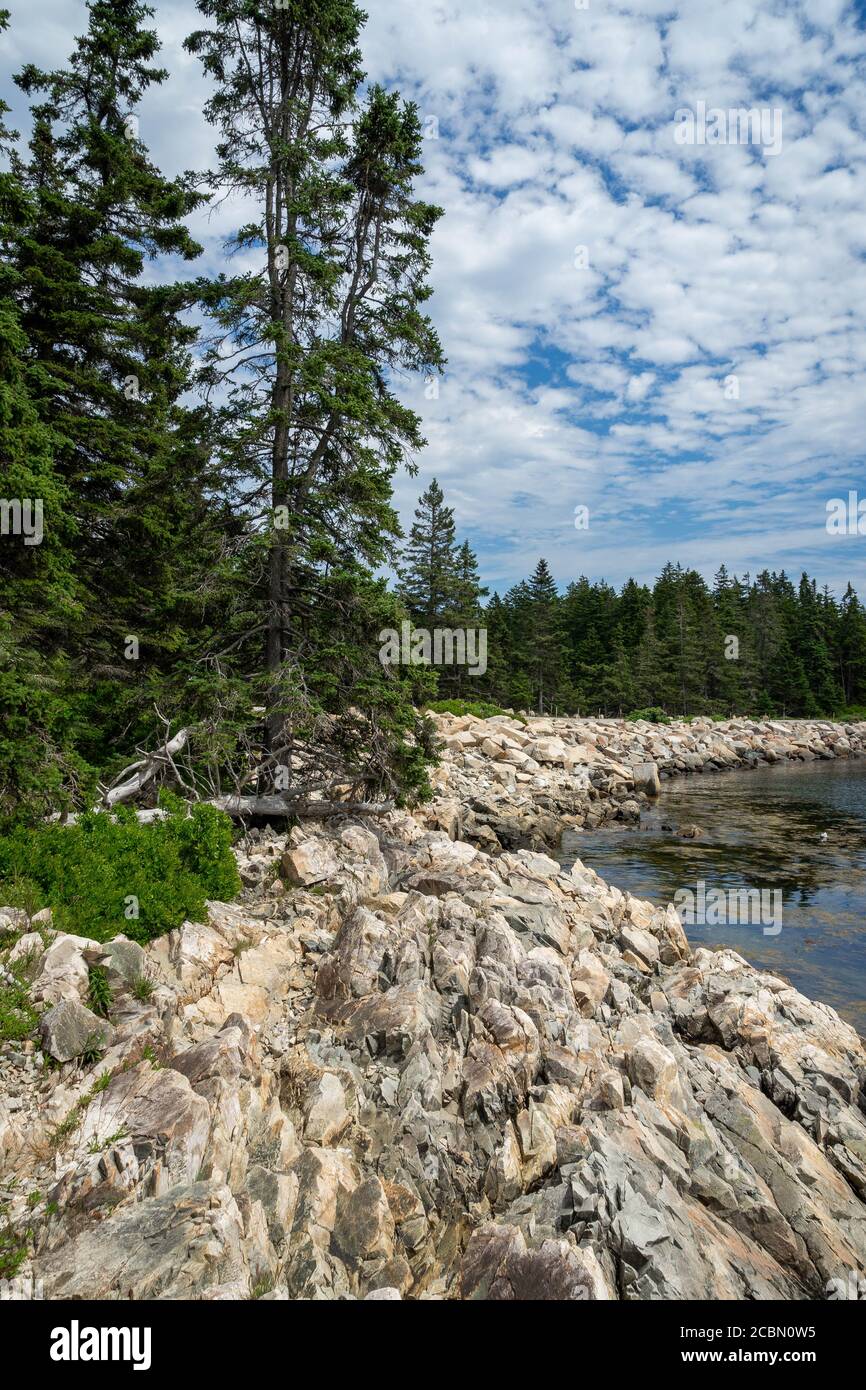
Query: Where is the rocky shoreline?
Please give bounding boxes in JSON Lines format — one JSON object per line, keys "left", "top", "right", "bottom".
{"left": 1, "top": 715, "right": 865, "bottom": 1300}
{"left": 423, "top": 712, "right": 866, "bottom": 851}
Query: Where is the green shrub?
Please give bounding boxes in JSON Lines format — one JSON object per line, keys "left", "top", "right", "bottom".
{"left": 625, "top": 707, "right": 672, "bottom": 725}
{"left": 425, "top": 699, "right": 524, "bottom": 722}
{"left": 0, "top": 1221, "right": 29, "bottom": 1280}
{"left": 0, "top": 969, "right": 39, "bottom": 1043}
{"left": 0, "top": 796, "right": 240, "bottom": 946}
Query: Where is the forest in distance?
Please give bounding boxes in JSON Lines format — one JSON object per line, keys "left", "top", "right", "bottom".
{"left": 397, "top": 478, "right": 866, "bottom": 721}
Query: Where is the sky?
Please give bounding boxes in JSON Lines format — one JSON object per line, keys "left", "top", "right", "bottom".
{"left": 2, "top": 0, "right": 866, "bottom": 599}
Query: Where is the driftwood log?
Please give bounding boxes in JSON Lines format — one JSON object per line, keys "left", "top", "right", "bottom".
{"left": 102, "top": 729, "right": 191, "bottom": 807}
{"left": 208, "top": 795, "right": 394, "bottom": 818}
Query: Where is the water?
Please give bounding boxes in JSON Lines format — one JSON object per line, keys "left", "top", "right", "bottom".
{"left": 558, "top": 757, "right": 866, "bottom": 1038}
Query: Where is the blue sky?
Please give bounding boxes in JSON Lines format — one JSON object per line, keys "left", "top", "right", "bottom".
{"left": 2, "top": 0, "right": 866, "bottom": 599}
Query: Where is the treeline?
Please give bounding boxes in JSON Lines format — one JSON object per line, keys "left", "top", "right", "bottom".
{"left": 396, "top": 482, "right": 866, "bottom": 718}
{"left": 0, "top": 1, "right": 442, "bottom": 824}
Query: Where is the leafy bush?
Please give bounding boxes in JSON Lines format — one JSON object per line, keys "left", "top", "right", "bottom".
{"left": 425, "top": 699, "right": 524, "bottom": 722}
{"left": 0, "top": 1221, "right": 29, "bottom": 1281}
{"left": 0, "top": 968, "right": 39, "bottom": 1042}
{"left": 0, "top": 796, "right": 240, "bottom": 945}
{"left": 625, "top": 707, "right": 672, "bottom": 725}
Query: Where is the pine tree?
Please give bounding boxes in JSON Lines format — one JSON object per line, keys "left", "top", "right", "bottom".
{"left": 525, "top": 559, "right": 567, "bottom": 713}
{"left": 595, "top": 638, "right": 636, "bottom": 714}
{"left": 795, "top": 574, "right": 842, "bottom": 714}
{"left": 440, "top": 537, "right": 487, "bottom": 697}
{"left": 477, "top": 591, "right": 512, "bottom": 705}
{"left": 0, "top": 9, "right": 92, "bottom": 819}
{"left": 454, "top": 540, "right": 487, "bottom": 622}
{"left": 10, "top": 0, "right": 211, "bottom": 759}
{"left": 710, "top": 564, "right": 746, "bottom": 711}
{"left": 0, "top": 249, "right": 93, "bottom": 818}
{"left": 398, "top": 479, "right": 461, "bottom": 629}
{"left": 838, "top": 584, "right": 866, "bottom": 708}
{"left": 186, "top": 0, "right": 444, "bottom": 803}
{"left": 633, "top": 607, "right": 665, "bottom": 709}
{"left": 0, "top": 307, "right": 94, "bottom": 821}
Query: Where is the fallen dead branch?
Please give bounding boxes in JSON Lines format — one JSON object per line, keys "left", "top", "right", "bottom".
{"left": 101, "top": 728, "right": 191, "bottom": 807}
{"left": 208, "top": 795, "right": 394, "bottom": 819}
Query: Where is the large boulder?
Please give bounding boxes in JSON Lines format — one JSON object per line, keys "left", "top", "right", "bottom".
{"left": 281, "top": 834, "right": 342, "bottom": 887}
{"left": 77, "top": 1062, "right": 211, "bottom": 1194}
{"left": 32, "top": 934, "right": 101, "bottom": 1006}
{"left": 303, "top": 1072, "right": 350, "bottom": 1145}
{"left": 39, "top": 999, "right": 113, "bottom": 1063}
{"left": 461, "top": 1224, "right": 612, "bottom": 1300}
{"left": 34, "top": 1182, "right": 266, "bottom": 1299}
{"left": 632, "top": 761, "right": 660, "bottom": 797}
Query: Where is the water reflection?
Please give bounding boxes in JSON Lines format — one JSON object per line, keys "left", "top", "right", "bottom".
{"left": 558, "top": 757, "right": 866, "bottom": 1037}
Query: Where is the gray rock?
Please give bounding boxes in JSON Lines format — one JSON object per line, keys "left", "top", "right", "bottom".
{"left": 39, "top": 999, "right": 113, "bottom": 1062}
{"left": 100, "top": 938, "right": 148, "bottom": 986}
{"left": 632, "top": 760, "right": 661, "bottom": 797}
{"left": 34, "top": 1182, "right": 262, "bottom": 1299}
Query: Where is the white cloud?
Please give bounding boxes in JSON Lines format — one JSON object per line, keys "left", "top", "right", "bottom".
{"left": 3, "top": 0, "right": 866, "bottom": 595}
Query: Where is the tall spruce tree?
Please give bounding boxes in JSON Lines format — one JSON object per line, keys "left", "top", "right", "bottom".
{"left": 446, "top": 538, "right": 487, "bottom": 696}
{"left": 795, "top": 573, "right": 842, "bottom": 714}
{"left": 10, "top": 0, "right": 211, "bottom": 762}
{"left": 0, "top": 14, "right": 92, "bottom": 819}
{"left": 525, "top": 558, "right": 567, "bottom": 713}
{"left": 838, "top": 583, "right": 866, "bottom": 707}
{"left": 186, "top": 0, "right": 444, "bottom": 804}
{"left": 454, "top": 539, "right": 487, "bottom": 621}
{"left": 398, "top": 479, "right": 461, "bottom": 630}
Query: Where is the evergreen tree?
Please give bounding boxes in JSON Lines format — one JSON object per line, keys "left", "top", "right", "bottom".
{"left": 710, "top": 565, "right": 746, "bottom": 711}
{"left": 524, "top": 559, "right": 567, "bottom": 713}
{"left": 0, "top": 296, "right": 92, "bottom": 820}
{"left": 10, "top": 0, "right": 211, "bottom": 757}
{"left": 398, "top": 479, "right": 461, "bottom": 629}
{"left": 795, "top": 573, "right": 842, "bottom": 714}
{"left": 0, "top": 9, "right": 91, "bottom": 819}
{"left": 595, "top": 638, "right": 636, "bottom": 714}
{"left": 454, "top": 539, "right": 487, "bottom": 622}
{"left": 652, "top": 564, "right": 700, "bottom": 712}
{"left": 838, "top": 583, "right": 866, "bottom": 707}
{"left": 444, "top": 537, "right": 487, "bottom": 697}
{"left": 633, "top": 607, "right": 665, "bottom": 708}
{"left": 186, "top": 0, "right": 444, "bottom": 802}
{"left": 478, "top": 591, "right": 513, "bottom": 705}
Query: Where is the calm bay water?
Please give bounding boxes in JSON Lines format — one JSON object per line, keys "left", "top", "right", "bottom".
{"left": 558, "top": 757, "right": 866, "bottom": 1038}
